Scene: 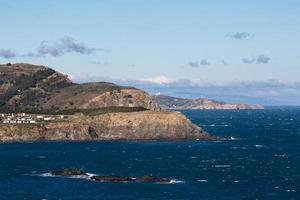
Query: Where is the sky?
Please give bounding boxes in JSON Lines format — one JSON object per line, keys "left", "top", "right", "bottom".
{"left": 1, "top": 0, "right": 300, "bottom": 105}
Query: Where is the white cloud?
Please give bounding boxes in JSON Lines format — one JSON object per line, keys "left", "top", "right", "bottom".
{"left": 143, "top": 75, "right": 172, "bottom": 84}
{"left": 0, "top": 36, "right": 105, "bottom": 59}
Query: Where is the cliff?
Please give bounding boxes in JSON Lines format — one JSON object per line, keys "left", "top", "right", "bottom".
{"left": 153, "top": 94, "right": 264, "bottom": 110}
{"left": 0, "top": 111, "right": 211, "bottom": 142}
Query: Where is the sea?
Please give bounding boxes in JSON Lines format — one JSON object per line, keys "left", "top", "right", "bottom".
{"left": 0, "top": 107, "right": 299, "bottom": 200}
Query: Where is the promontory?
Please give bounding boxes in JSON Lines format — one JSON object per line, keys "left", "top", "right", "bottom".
{"left": 0, "top": 63, "right": 211, "bottom": 142}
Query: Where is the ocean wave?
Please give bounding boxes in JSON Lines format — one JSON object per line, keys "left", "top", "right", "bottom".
{"left": 255, "top": 144, "right": 264, "bottom": 148}
{"left": 39, "top": 172, "right": 54, "bottom": 177}
{"left": 169, "top": 179, "right": 184, "bottom": 184}
{"left": 229, "top": 136, "right": 240, "bottom": 140}
{"left": 203, "top": 124, "right": 232, "bottom": 127}
{"left": 215, "top": 165, "right": 231, "bottom": 168}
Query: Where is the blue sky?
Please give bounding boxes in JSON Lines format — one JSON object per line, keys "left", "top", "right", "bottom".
{"left": 1, "top": 0, "right": 300, "bottom": 104}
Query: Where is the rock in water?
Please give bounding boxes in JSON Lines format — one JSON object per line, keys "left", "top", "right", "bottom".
{"left": 50, "top": 168, "right": 172, "bottom": 183}
{"left": 135, "top": 175, "right": 171, "bottom": 183}
{"left": 90, "top": 176, "right": 134, "bottom": 183}
{"left": 51, "top": 168, "right": 88, "bottom": 177}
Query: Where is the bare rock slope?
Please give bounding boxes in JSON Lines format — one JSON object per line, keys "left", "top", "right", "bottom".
{"left": 0, "top": 63, "right": 160, "bottom": 111}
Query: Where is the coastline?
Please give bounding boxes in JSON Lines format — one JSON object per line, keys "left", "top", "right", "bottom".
{"left": 0, "top": 111, "right": 213, "bottom": 143}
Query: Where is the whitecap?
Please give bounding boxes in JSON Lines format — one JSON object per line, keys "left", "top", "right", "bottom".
{"left": 39, "top": 173, "right": 54, "bottom": 177}
{"left": 215, "top": 165, "right": 231, "bottom": 168}
{"left": 86, "top": 173, "right": 98, "bottom": 177}
{"left": 68, "top": 175, "right": 91, "bottom": 180}
{"left": 38, "top": 156, "right": 46, "bottom": 159}
{"left": 197, "top": 179, "right": 208, "bottom": 182}
{"left": 169, "top": 179, "right": 184, "bottom": 184}
{"left": 229, "top": 136, "right": 239, "bottom": 140}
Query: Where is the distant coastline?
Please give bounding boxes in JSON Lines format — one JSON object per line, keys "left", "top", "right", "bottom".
{"left": 153, "top": 94, "right": 264, "bottom": 110}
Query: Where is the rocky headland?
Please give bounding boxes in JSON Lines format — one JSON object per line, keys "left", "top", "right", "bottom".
{"left": 0, "top": 111, "right": 210, "bottom": 142}
{"left": 0, "top": 63, "right": 212, "bottom": 142}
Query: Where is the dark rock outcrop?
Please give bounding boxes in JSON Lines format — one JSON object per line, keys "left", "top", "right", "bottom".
{"left": 135, "top": 175, "right": 171, "bottom": 183}
{"left": 91, "top": 176, "right": 134, "bottom": 183}
{"left": 50, "top": 168, "right": 172, "bottom": 183}
{"left": 52, "top": 168, "right": 88, "bottom": 177}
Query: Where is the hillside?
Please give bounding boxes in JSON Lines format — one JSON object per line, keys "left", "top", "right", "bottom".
{"left": 153, "top": 94, "right": 264, "bottom": 110}
{"left": 0, "top": 63, "right": 160, "bottom": 112}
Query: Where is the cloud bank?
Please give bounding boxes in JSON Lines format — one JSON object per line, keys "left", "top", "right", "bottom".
{"left": 0, "top": 49, "right": 17, "bottom": 59}
{"left": 0, "top": 36, "right": 103, "bottom": 59}
{"left": 70, "top": 74, "right": 300, "bottom": 106}
{"left": 242, "top": 54, "right": 271, "bottom": 64}
{"left": 188, "top": 59, "right": 210, "bottom": 67}
{"left": 37, "top": 36, "right": 101, "bottom": 56}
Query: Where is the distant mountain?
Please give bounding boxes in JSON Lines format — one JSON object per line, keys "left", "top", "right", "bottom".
{"left": 153, "top": 94, "right": 264, "bottom": 110}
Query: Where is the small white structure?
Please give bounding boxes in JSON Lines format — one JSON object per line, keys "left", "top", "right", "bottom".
{"left": 44, "top": 117, "right": 54, "bottom": 121}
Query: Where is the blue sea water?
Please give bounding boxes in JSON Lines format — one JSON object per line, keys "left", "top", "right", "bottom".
{"left": 0, "top": 108, "right": 299, "bottom": 200}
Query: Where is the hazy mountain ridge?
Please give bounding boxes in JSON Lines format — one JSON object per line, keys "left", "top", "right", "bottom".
{"left": 153, "top": 94, "right": 264, "bottom": 110}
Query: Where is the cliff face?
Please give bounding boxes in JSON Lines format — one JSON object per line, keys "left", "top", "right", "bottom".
{"left": 0, "top": 111, "right": 210, "bottom": 142}
{"left": 153, "top": 95, "right": 264, "bottom": 110}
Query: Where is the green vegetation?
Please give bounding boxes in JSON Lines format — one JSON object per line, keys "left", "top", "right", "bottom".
{"left": 0, "top": 106, "right": 148, "bottom": 116}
